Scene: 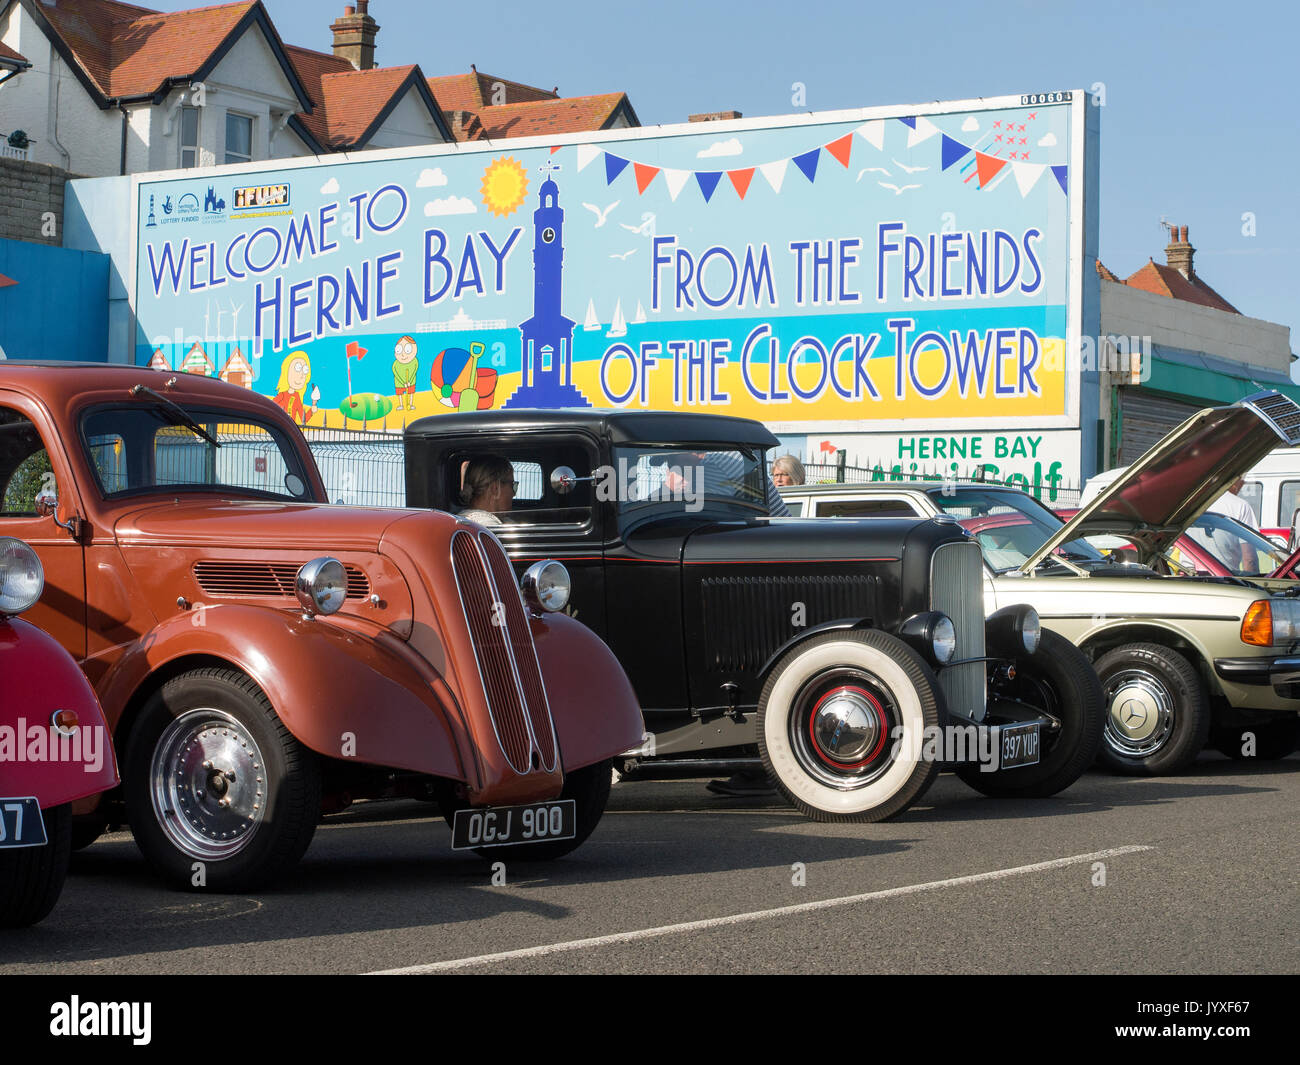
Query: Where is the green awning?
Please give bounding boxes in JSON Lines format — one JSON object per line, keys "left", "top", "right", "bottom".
{"left": 1142, "top": 353, "right": 1300, "bottom": 407}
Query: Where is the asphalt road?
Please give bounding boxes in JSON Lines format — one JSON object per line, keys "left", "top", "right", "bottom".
{"left": 2, "top": 753, "right": 1296, "bottom": 976}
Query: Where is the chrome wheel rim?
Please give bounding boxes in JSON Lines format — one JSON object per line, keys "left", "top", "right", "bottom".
{"left": 1103, "top": 669, "right": 1174, "bottom": 757}
{"left": 150, "top": 709, "right": 266, "bottom": 860}
{"left": 790, "top": 670, "right": 899, "bottom": 790}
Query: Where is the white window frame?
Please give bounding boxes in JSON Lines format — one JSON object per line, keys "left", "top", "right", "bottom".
{"left": 178, "top": 106, "right": 200, "bottom": 168}
{"left": 224, "top": 111, "right": 254, "bottom": 166}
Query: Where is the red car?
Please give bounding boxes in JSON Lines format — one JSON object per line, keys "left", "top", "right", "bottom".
{"left": 1, "top": 538, "right": 118, "bottom": 926}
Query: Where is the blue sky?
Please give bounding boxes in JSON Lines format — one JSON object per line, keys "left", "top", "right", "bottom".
{"left": 162, "top": 0, "right": 1298, "bottom": 350}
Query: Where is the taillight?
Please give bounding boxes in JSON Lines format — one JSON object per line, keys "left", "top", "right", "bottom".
{"left": 1241, "top": 600, "right": 1273, "bottom": 646}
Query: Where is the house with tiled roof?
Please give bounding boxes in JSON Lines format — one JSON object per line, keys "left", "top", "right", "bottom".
{"left": 428, "top": 67, "right": 638, "bottom": 143}
{"left": 1096, "top": 223, "right": 1295, "bottom": 467}
{"left": 0, "top": 0, "right": 634, "bottom": 177}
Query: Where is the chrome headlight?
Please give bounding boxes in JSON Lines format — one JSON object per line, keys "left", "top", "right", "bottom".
{"left": 986, "top": 604, "right": 1041, "bottom": 657}
{"left": 521, "top": 560, "right": 570, "bottom": 614}
{"left": 295, "top": 557, "right": 347, "bottom": 617}
{"left": 0, "top": 537, "right": 44, "bottom": 617}
{"left": 900, "top": 611, "right": 957, "bottom": 666}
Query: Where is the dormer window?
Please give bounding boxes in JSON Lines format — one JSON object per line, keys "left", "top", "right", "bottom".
{"left": 225, "top": 112, "right": 253, "bottom": 165}
{"left": 179, "top": 106, "right": 199, "bottom": 168}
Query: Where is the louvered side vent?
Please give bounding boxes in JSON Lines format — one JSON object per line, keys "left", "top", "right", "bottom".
{"left": 930, "top": 541, "right": 986, "bottom": 720}
{"left": 701, "top": 575, "right": 880, "bottom": 673}
{"left": 450, "top": 531, "right": 533, "bottom": 773}
{"left": 478, "top": 531, "right": 558, "bottom": 772}
{"left": 193, "top": 561, "right": 369, "bottom": 599}
{"left": 1245, "top": 392, "right": 1300, "bottom": 445}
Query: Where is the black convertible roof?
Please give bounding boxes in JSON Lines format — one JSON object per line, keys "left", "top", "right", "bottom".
{"left": 405, "top": 408, "right": 781, "bottom": 449}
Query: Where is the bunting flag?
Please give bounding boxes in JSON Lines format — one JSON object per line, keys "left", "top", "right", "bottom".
{"left": 940, "top": 134, "right": 970, "bottom": 171}
{"left": 727, "top": 167, "right": 755, "bottom": 199}
{"left": 907, "top": 116, "right": 939, "bottom": 148}
{"left": 824, "top": 133, "right": 854, "bottom": 168}
{"left": 857, "top": 119, "right": 885, "bottom": 150}
{"left": 695, "top": 171, "right": 723, "bottom": 202}
{"left": 549, "top": 145, "right": 562, "bottom": 155}
{"left": 974, "top": 151, "right": 1007, "bottom": 188}
{"left": 633, "top": 162, "right": 660, "bottom": 194}
{"left": 759, "top": 158, "right": 788, "bottom": 193}
{"left": 663, "top": 168, "right": 692, "bottom": 201}
{"left": 792, "top": 147, "right": 820, "bottom": 183}
{"left": 569, "top": 117, "right": 1066, "bottom": 205}
{"left": 604, "top": 153, "right": 629, "bottom": 184}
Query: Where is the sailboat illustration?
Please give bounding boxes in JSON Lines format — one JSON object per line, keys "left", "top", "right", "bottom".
{"left": 633, "top": 301, "right": 647, "bottom": 324}
{"left": 605, "top": 299, "right": 627, "bottom": 338}
{"left": 583, "top": 298, "right": 601, "bottom": 331}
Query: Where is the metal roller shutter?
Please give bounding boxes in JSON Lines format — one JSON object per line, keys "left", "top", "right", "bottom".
{"left": 1117, "top": 389, "right": 1201, "bottom": 466}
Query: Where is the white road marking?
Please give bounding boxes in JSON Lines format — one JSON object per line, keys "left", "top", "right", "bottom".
{"left": 367, "top": 845, "right": 1153, "bottom": 974}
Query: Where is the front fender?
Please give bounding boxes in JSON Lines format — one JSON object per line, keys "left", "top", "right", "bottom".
{"left": 530, "top": 611, "right": 644, "bottom": 770}
{"left": 97, "top": 605, "right": 472, "bottom": 782}
{"left": 0, "top": 618, "right": 119, "bottom": 807}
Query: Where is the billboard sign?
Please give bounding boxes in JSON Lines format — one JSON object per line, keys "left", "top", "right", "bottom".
{"left": 131, "top": 93, "right": 1092, "bottom": 439}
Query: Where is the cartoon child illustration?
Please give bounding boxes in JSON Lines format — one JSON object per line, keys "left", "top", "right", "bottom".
{"left": 393, "top": 336, "right": 419, "bottom": 411}
{"left": 273, "top": 350, "right": 320, "bottom": 425}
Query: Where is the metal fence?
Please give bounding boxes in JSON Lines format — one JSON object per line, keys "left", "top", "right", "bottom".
{"left": 299, "top": 427, "right": 406, "bottom": 507}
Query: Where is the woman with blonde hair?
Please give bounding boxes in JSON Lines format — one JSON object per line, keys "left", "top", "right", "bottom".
{"left": 459, "top": 455, "right": 516, "bottom": 527}
{"left": 273, "top": 350, "right": 319, "bottom": 425}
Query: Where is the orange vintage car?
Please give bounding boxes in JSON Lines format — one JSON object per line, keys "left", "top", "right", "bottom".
{"left": 0, "top": 362, "right": 642, "bottom": 890}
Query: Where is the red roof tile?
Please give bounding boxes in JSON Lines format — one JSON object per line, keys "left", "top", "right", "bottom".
{"left": 0, "top": 40, "right": 30, "bottom": 67}
{"left": 452, "top": 93, "right": 630, "bottom": 142}
{"left": 1096, "top": 260, "right": 1120, "bottom": 283}
{"left": 308, "top": 64, "right": 422, "bottom": 148}
{"left": 1123, "top": 259, "right": 1240, "bottom": 315}
{"left": 426, "top": 70, "right": 558, "bottom": 112}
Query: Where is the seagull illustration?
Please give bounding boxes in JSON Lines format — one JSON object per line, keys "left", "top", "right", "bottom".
{"left": 620, "top": 211, "right": 656, "bottom": 235}
{"left": 856, "top": 167, "right": 890, "bottom": 182}
{"left": 583, "top": 200, "right": 620, "bottom": 227}
{"left": 610, "top": 249, "right": 638, "bottom": 260}
{"left": 891, "top": 158, "right": 929, "bottom": 174}
{"left": 878, "top": 182, "right": 921, "bottom": 195}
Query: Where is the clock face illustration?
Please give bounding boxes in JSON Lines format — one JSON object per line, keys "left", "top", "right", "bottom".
{"left": 542, "top": 227, "right": 556, "bottom": 243}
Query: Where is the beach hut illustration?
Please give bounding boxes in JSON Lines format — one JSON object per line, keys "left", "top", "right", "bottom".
{"left": 149, "top": 347, "right": 171, "bottom": 371}
{"left": 180, "top": 342, "right": 215, "bottom": 376}
{"left": 501, "top": 164, "right": 591, "bottom": 409}
{"left": 220, "top": 347, "right": 254, "bottom": 388}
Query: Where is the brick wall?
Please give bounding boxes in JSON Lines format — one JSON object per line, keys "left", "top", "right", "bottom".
{"left": 0, "top": 156, "right": 77, "bottom": 245}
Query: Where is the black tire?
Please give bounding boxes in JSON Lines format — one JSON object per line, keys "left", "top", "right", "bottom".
{"left": 70, "top": 816, "right": 106, "bottom": 852}
{"left": 0, "top": 804, "right": 71, "bottom": 928}
{"left": 124, "top": 669, "right": 321, "bottom": 891}
{"left": 471, "top": 760, "right": 613, "bottom": 861}
{"left": 1094, "top": 643, "right": 1210, "bottom": 775}
{"left": 1211, "top": 718, "right": 1300, "bottom": 760}
{"left": 757, "top": 629, "right": 940, "bottom": 823}
{"left": 956, "top": 628, "right": 1105, "bottom": 798}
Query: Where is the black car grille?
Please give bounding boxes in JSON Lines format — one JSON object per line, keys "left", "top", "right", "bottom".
{"left": 930, "top": 541, "right": 986, "bottom": 720}
{"left": 701, "top": 574, "right": 880, "bottom": 673}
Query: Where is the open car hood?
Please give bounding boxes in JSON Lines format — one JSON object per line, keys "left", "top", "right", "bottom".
{"left": 1021, "top": 390, "right": 1300, "bottom": 572}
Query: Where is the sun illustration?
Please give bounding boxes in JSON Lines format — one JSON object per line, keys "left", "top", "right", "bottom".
{"left": 480, "top": 156, "right": 529, "bottom": 217}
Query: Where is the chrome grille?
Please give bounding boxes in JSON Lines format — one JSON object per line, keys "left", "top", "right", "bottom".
{"left": 193, "top": 561, "right": 369, "bottom": 599}
{"left": 450, "top": 530, "right": 557, "bottom": 773}
{"left": 1244, "top": 391, "right": 1300, "bottom": 445}
{"left": 930, "top": 541, "right": 986, "bottom": 721}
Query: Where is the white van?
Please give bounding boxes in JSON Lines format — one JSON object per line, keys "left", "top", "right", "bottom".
{"left": 1081, "top": 447, "right": 1300, "bottom": 544}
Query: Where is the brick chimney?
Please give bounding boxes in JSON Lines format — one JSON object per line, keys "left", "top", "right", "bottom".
{"left": 331, "top": 1, "right": 379, "bottom": 71}
{"left": 1165, "top": 223, "right": 1194, "bottom": 278}
{"left": 689, "top": 111, "right": 742, "bottom": 122}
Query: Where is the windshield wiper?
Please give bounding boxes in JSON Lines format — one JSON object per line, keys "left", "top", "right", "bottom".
{"left": 130, "top": 384, "right": 222, "bottom": 448}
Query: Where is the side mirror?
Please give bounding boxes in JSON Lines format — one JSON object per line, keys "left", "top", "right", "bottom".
{"left": 550, "top": 465, "right": 595, "bottom": 495}
{"left": 34, "top": 488, "right": 58, "bottom": 518}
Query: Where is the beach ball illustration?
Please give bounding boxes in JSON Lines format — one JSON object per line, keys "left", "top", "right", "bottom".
{"left": 431, "top": 343, "right": 497, "bottom": 411}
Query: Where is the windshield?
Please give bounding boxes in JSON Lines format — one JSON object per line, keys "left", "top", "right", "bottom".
{"left": 922, "top": 487, "right": 1104, "bottom": 573}
{"left": 1182, "top": 513, "right": 1288, "bottom": 576}
{"left": 612, "top": 445, "right": 769, "bottom": 519}
{"left": 81, "top": 404, "right": 316, "bottom": 502}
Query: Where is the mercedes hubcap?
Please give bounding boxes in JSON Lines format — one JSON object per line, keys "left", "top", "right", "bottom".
{"left": 151, "top": 709, "right": 266, "bottom": 860}
{"left": 1104, "top": 669, "right": 1174, "bottom": 757}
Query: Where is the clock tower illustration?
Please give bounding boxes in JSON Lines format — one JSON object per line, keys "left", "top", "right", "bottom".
{"left": 502, "top": 163, "right": 592, "bottom": 408}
